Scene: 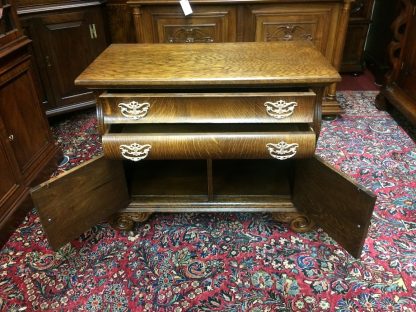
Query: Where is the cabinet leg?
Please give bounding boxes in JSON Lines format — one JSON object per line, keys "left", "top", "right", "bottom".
{"left": 272, "top": 212, "right": 315, "bottom": 233}
{"left": 110, "top": 212, "right": 152, "bottom": 231}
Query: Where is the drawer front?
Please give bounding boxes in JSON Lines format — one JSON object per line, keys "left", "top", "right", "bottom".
{"left": 140, "top": 5, "right": 237, "bottom": 43}
{"left": 100, "top": 92, "right": 316, "bottom": 124}
{"left": 102, "top": 125, "right": 316, "bottom": 161}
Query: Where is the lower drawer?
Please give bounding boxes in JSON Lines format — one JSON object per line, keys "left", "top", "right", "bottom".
{"left": 102, "top": 124, "right": 316, "bottom": 160}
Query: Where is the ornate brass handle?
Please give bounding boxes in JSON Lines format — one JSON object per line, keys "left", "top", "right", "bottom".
{"left": 118, "top": 101, "right": 150, "bottom": 120}
{"left": 264, "top": 100, "right": 297, "bottom": 119}
{"left": 120, "top": 143, "right": 151, "bottom": 161}
{"left": 266, "top": 141, "right": 299, "bottom": 160}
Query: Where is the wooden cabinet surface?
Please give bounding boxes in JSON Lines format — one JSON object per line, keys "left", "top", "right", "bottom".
{"left": 0, "top": 0, "right": 60, "bottom": 247}
{"left": 107, "top": 0, "right": 353, "bottom": 116}
{"left": 376, "top": 0, "right": 416, "bottom": 125}
{"left": 16, "top": 0, "right": 109, "bottom": 116}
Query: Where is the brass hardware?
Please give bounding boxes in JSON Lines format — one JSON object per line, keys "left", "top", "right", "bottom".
{"left": 120, "top": 143, "right": 151, "bottom": 161}
{"left": 8, "top": 134, "right": 14, "bottom": 141}
{"left": 89, "top": 24, "right": 97, "bottom": 39}
{"left": 92, "top": 24, "right": 97, "bottom": 39}
{"left": 266, "top": 141, "right": 299, "bottom": 160}
{"left": 264, "top": 100, "right": 297, "bottom": 119}
{"left": 118, "top": 101, "right": 150, "bottom": 120}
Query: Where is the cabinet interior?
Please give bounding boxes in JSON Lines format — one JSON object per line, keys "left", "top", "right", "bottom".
{"left": 125, "top": 159, "right": 294, "bottom": 209}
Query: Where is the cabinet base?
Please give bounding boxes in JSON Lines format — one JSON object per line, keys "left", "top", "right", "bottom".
{"left": 110, "top": 201, "right": 314, "bottom": 233}
{"left": 322, "top": 98, "right": 344, "bottom": 116}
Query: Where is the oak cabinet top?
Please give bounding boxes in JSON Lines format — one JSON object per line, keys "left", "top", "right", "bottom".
{"left": 75, "top": 41, "right": 341, "bottom": 88}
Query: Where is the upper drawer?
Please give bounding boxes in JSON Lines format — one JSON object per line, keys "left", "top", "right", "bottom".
{"left": 99, "top": 91, "right": 316, "bottom": 124}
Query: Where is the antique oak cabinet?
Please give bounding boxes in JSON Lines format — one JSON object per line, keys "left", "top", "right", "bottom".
{"left": 31, "top": 42, "right": 376, "bottom": 258}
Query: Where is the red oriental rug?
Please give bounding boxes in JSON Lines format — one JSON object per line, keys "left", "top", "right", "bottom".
{"left": 1, "top": 91, "right": 415, "bottom": 311}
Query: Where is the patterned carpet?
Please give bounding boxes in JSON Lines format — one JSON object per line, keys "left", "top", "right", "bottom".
{"left": 1, "top": 91, "right": 415, "bottom": 311}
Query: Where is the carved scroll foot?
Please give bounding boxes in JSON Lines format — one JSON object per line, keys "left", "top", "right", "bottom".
{"left": 110, "top": 212, "right": 152, "bottom": 231}
{"left": 272, "top": 212, "right": 315, "bottom": 233}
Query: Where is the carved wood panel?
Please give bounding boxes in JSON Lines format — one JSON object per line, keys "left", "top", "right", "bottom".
{"left": 245, "top": 5, "right": 337, "bottom": 56}
{"left": 139, "top": 5, "right": 237, "bottom": 43}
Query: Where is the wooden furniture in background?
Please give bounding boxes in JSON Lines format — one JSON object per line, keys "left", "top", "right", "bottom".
{"left": 376, "top": 0, "right": 416, "bottom": 125}
{"left": 364, "top": 0, "right": 397, "bottom": 85}
{"left": 106, "top": 0, "right": 354, "bottom": 117}
{"left": 340, "top": 0, "right": 375, "bottom": 73}
{"left": 15, "top": 0, "right": 109, "bottom": 116}
{"left": 0, "top": 0, "right": 60, "bottom": 247}
{"left": 32, "top": 42, "right": 376, "bottom": 258}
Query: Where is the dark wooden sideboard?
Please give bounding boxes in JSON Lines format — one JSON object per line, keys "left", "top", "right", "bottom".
{"left": 0, "top": 0, "right": 60, "bottom": 247}
{"left": 31, "top": 42, "right": 376, "bottom": 258}
{"left": 15, "top": 0, "right": 109, "bottom": 116}
{"left": 376, "top": 0, "right": 416, "bottom": 126}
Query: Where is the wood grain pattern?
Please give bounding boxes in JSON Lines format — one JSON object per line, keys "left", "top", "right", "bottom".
{"left": 293, "top": 155, "right": 376, "bottom": 258}
{"left": 102, "top": 124, "right": 316, "bottom": 160}
{"left": 31, "top": 156, "right": 129, "bottom": 250}
{"left": 75, "top": 41, "right": 340, "bottom": 88}
{"left": 100, "top": 91, "right": 316, "bottom": 124}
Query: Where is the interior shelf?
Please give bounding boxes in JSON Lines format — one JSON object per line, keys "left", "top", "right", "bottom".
{"left": 126, "top": 159, "right": 295, "bottom": 211}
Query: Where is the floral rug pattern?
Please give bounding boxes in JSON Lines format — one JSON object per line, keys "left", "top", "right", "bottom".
{"left": 1, "top": 91, "right": 415, "bottom": 311}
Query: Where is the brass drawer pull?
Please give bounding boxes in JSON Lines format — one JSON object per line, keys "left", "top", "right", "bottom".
{"left": 264, "top": 100, "right": 297, "bottom": 119}
{"left": 266, "top": 141, "right": 299, "bottom": 160}
{"left": 120, "top": 143, "right": 151, "bottom": 161}
{"left": 118, "top": 101, "right": 150, "bottom": 120}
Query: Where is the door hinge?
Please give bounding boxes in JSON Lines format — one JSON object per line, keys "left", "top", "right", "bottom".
{"left": 89, "top": 24, "right": 98, "bottom": 39}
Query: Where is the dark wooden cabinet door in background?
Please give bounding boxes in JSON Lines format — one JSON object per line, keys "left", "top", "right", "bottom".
{"left": 0, "top": 57, "right": 53, "bottom": 182}
{"left": 340, "top": 0, "right": 375, "bottom": 73}
{"left": 0, "top": 0, "right": 60, "bottom": 247}
{"left": 17, "top": 1, "right": 108, "bottom": 116}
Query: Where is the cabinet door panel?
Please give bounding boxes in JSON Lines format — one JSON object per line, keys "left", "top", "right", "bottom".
{"left": 293, "top": 156, "right": 376, "bottom": 258}
{"left": 341, "top": 23, "right": 369, "bottom": 72}
{"left": 246, "top": 4, "right": 338, "bottom": 58}
{"left": 0, "top": 136, "right": 21, "bottom": 216}
{"left": 32, "top": 7, "right": 107, "bottom": 112}
{"left": 0, "top": 59, "right": 51, "bottom": 177}
{"left": 31, "top": 156, "right": 129, "bottom": 250}
{"left": 140, "top": 5, "right": 237, "bottom": 43}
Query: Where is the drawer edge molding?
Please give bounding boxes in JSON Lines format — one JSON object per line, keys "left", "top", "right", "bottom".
{"left": 120, "top": 143, "right": 152, "bottom": 161}
{"left": 118, "top": 101, "right": 150, "bottom": 120}
{"left": 266, "top": 141, "right": 299, "bottom": 160}
{"left": 264, "top": 100, "right": 297, "bottom": 119}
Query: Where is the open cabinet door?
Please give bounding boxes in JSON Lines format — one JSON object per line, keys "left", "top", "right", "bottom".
{"left": 31, "top": 156, "right": 129, "bottom": 250}
{"left": 293, "top": 155, "right": 376, "bottom": 258}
